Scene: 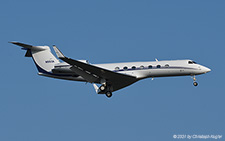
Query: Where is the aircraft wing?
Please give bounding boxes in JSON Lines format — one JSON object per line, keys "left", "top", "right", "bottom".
{"left": 53, "top": 46, "right": 137, "bottom": 92}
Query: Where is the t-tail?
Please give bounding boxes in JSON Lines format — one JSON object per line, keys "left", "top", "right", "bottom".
{"left": 10, "top": 42, "right": 59, "bottom": 74}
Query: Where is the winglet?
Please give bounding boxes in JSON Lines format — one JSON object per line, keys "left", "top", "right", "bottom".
{"left": 53, "top": 45, "right": 65, "bottom": 58}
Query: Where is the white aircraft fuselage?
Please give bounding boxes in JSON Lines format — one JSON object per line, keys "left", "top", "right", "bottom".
{"left": 47, "top": 60, "right": 210, "bottom": 82}
{"left": 11, "top": 42, "right": 211, "bottom": 98}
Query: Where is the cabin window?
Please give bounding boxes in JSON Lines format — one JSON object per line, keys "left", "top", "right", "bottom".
{"left": 157, "top": 65, "right": 161, "bottom": 68}
{"left": 140, "top": 65, "right": 144, "bottom": 69}
{"left": 131, "top": 66, "right": 136, "bottom": 70}
{"left": 148, "top": 65, "right": 152, "bottom": 69}
{"left": 115, "top": 67, "right": 120, "bottom": 70}
{"left": 165, "top": 64, "right": 169, "bottom": 68}
{"left": 123, "top": 66, "right": 128, "bottom": 70}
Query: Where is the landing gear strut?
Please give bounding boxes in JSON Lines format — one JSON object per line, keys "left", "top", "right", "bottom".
{"left": 192, "top": 75, "right": 198, "bottom": 86}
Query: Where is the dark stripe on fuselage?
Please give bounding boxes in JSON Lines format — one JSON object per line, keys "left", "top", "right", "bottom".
{"left": 113, "top": 66, "right": 197, "bottom": 72}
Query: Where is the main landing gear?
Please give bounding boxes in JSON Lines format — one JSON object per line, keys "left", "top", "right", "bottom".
{"left": 99, "top": 83, "right": 113, "bottom": 98}
{"left": 192, "top": 75, "right": 198, "bottom": 86}
{"left": 105, "top": 91, "right": 112, "bottom": 98}
{"left": 99, "top": 85, "right": 106, "bottom": 91}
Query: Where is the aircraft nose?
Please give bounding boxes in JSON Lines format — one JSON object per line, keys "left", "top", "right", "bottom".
{"left": 202, "top": 66, "right": 211, "bottom": 73}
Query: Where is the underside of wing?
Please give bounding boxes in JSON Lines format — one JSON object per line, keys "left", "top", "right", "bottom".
{"left": 62, "top": 57, "right": 137, "bottom": 92}
{"left": 53, "top": 46, "right": 137, "bottom": 92}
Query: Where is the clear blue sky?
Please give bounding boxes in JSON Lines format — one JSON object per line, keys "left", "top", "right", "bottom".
{"left": 1, "top": 0, "right": 224, "bottom": 140}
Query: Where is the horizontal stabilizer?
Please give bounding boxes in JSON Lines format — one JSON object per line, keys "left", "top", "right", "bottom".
{"left": 10, "top": 42, "right": 33, "bottom": 49}
{"left": 10, "top": 41, "right": 49, "bottom": 51}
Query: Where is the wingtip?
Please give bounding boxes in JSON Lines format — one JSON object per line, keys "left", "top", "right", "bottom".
{"left": 9, "top": 41, "right": 22, "bottom": 46}
{"left": 9, "top": 41, "right": 17, "bottom": 44}
{"left": 52, "top": 45, "right": 65, "bottom": 58}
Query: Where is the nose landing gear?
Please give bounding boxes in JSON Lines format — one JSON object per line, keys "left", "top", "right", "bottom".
{"left": 192, "top": 75, "right": 198, "bottom": 86}
{"left": 193, "top": 81, "right": 198, "bottom": 86}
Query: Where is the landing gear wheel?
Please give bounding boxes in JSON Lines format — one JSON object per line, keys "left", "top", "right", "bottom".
{"left": 191, "top": 75, "right": 198, "bottom": 87}
{"left": 193, "top": 82, "right": 198, "bottom": 86}
{"left": 100, "top": 85, "right": 106, "bottom": 91}
{"left": 106, "top": 91, "right": 112, "bottom": 98}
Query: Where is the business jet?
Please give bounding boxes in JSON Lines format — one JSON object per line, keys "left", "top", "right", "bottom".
{"left": 11, "top": 42, "right": 211, "bottom": 98}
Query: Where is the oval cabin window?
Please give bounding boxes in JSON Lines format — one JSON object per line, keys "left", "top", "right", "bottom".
{"left": 115, "top": 67, "right": 120, "bottom": 70}
{"left": 132, "top": 66, "right": 136, "bottom": 70}
{"left": 123, "top": 66, "right": 128, "bottom": 70}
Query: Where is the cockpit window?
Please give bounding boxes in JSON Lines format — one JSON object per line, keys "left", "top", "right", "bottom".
{"left": 188, "top": 61, "right": 197, "bottom": 64}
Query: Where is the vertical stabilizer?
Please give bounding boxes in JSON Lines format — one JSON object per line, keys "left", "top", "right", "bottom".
{"left": 10, "top": 42, "right": 59, "bottom": 73}
{"left": 31, "top": 47, "right": 59, "bottom": 73}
